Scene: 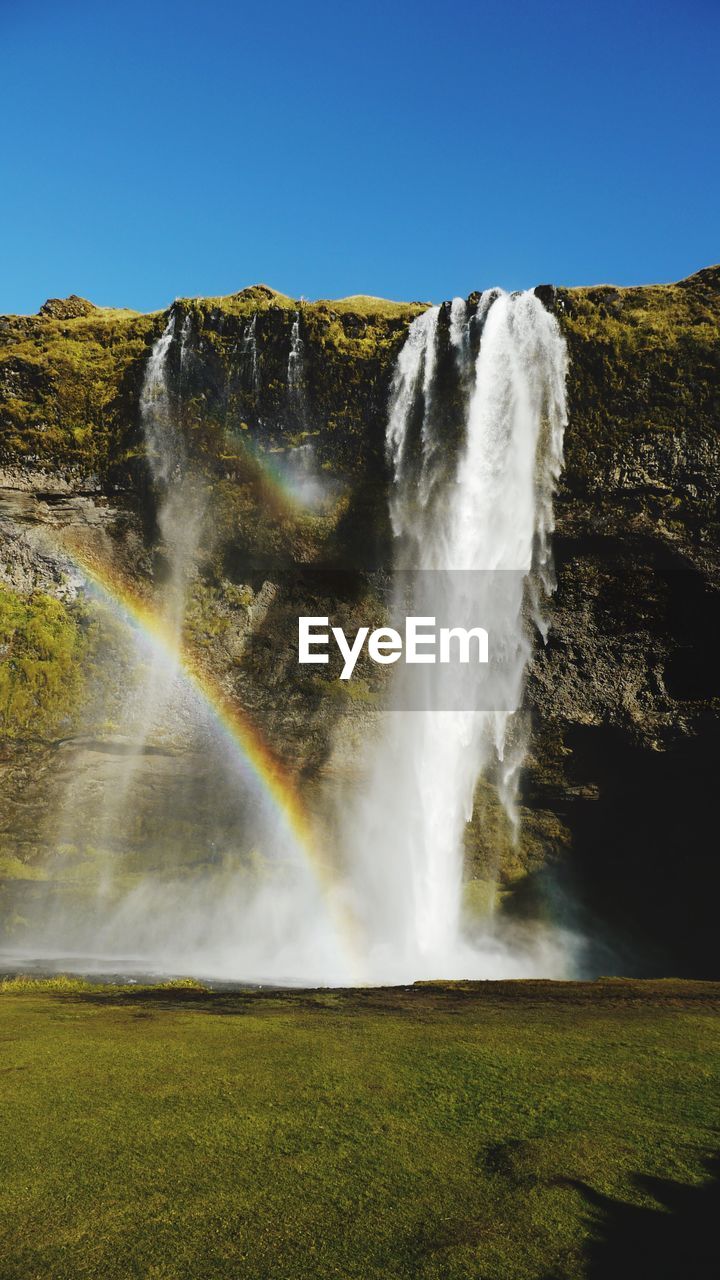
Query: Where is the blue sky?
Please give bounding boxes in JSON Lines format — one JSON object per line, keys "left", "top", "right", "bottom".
{"left": 1, "top": 0, "right": 718, "bottom": 313}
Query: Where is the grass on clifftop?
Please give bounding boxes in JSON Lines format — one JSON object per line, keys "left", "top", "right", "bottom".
{"left": 0, "top": 304, "right": 155, "bottom": 467}
{"left": 0, "top": 980, "right": 718, "bottom": 1280}
{"left": 318, "top": 294, "right": 429, "bottom": 318}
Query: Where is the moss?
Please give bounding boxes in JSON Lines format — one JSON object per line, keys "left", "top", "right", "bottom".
{"left": 310, "top": 674, "right": 379, "bottom": 705}
{"left": 192, "top": 284, "right": 296, "bottom": 316}
{"left": 175, "top": 287, "right": 424, "bottom": 323}
{"left": 556, "top": 268, "right": 720, "bottom": 489}
{"left": 0, "top": 586, "right": 89, "bottom": 739}
{"left": 0, "top": 974, "right": 207, "bottom": 993}
{"left": 206, "top": 468, "right": 343, "bottom": 575}
{"left": 0, "top": 283, "right": 427, "bottom": 480}
{"left": 183, "top": 580, "right": 234, "bottom": 649}
{"left": 0, "top": 854, "right": 48, "bottom": 881}
{"left": 323, "top": 294, "right": 429, "bottom": 318}
{"left": 0, "top": 585, "right": 133, "bottom": 743}
{"left": 0, "top": 304, "right": 156, "bottom": 471}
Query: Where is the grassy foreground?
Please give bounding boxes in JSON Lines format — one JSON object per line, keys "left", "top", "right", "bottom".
{"left": 0, "top": 979, "right": 718, "bottom": 1280}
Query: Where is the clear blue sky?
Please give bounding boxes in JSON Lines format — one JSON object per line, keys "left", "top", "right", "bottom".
{"left": 1, "top": 0, "right": 718, "bottom": 314}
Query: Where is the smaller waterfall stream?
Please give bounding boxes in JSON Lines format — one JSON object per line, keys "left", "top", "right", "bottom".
{"left": 139, "top": 311, "right": 202, "bottom": 653}
{"left": 240, "top": 313, "right": 260, "bottom": 394}
{"left": 81, "top": 311, "right": 202, "bottom": 867}
{"left": 47, "top": 306, "right": 355, "bottom": 983}
{"left": 139, "top": 312, "right": 186, "bottom": 487}
{"left": 287, "top": 310, "right": 305, "bottom": 408}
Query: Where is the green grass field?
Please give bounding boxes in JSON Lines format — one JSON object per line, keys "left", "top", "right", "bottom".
{"left": 0, "top": 979, "right": 718, "bottom": 1279}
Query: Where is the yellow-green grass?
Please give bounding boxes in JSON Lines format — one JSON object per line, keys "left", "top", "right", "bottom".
{"left": 0, "top": 980, "right": 718, "bottom": 1279}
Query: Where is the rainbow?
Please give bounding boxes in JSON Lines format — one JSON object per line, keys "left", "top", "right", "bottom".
{"left": 55, "top": 537, "right": 361, "bottom": 971}
{"left": 221, "top": 435, "right": 339, "bottom": 516}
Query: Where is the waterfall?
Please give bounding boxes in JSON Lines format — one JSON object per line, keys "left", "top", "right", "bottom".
{"left": 139, "top": 312, "right": 186, "bottom": 487}
{"left": 138, "top": 310, "right": 203, "bottom": 645}
{"left": 449, "top": 295, "right": 470, "bottom": 357}
{"left": 45, "top": 312, "right": 202, "bottom": 913}
{"left": 287, "top": 310, "right": 304, "bottom": 401}
{"left": 36, "top": 305, "right": 354, "bottom": 984}
{"left": 347, "top": 289, "right": 569, "bottom": 980}
{"left": 240, "top": 313, "right": 259, "bottom": 394}
{"left": 178, "top": 311, "right": 192, "bottom": 386}
{"left": 92, "top": 311, "right": 201, "bottom": 837}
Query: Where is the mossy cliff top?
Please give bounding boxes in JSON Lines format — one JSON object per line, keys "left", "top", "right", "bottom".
{"left": 557, "top": 266, "right": 720, "bottom": 449}
{"left": 188, "top": 284, "right": 424, "bottom": 321}
{"left": 1, "top": 269, "right": 717, "bottom": 485}
{"left": 0, "top": 286, "right": 429, "bottom": 478}
{"left": 546, "top": 266, "right": 720, "bottom": 561}
{"left": 0, "top": 299, "right": 154, "bottom": 474}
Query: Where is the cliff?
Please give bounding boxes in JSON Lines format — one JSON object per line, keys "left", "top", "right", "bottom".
{"left": 1, "top": 269, "right": 718, "bottom": 975}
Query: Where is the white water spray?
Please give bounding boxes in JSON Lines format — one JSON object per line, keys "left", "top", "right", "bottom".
{"left": 139, "top": 310, "right": 201, "bottom": 655}
{"left": 70, "top": 312, "right": 200, "bottom": 878}
{"left": 139, "top": 312, "right": 186, "bottom": 487}
{"left": 178, "top": 311, "right": 192, "bottom": 385}
{"left": 347, "top": 289, "right": 569, "bottom": 980}
{"left": 241, "top": 313, "right": 260, "bottom": 394}
{"left": 448, "top": 295, "right": 470, "bottom": 358}
{"left": 33, "top": 308, "right": 355, "bottom": 984}
{"left": 287, "top": 310, "right": 304, "bottom": 402}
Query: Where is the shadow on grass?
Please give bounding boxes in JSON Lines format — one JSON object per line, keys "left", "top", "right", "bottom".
{"left": 550, "top": 1153, "right": 720, "bottom": 1280}
{"left": 46, "top": 977, "right": 720, "bottom": 1020}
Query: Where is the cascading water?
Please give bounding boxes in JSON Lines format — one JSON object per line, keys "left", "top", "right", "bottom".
{"left": 448, "top": 294, "right": 471, "bottom": 362}
{"left": 240, "top": 313, "right": 259, "bottom": 394}
{"left": 178, "top": 311, "right": 192, "bottom": 385}
{"left": 69, "top": 310, "right": 202, "bottom": 884}
{"left": 287, "top": 310, "right": 304, "bottom": 403}
{"left": 346, "top": 289, "right": 569, "bottom": 980}
{"left": 33, "top": 307, "right": 355, "bottom": 984}
{"left": 140, "top": 311, "right": 200, "bottom": 638}
{"left": 139, "top": 312, "right": 186, "bottom": 487}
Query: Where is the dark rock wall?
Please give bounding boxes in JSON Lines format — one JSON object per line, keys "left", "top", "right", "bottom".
{"left": 525, "top": 269, "right": 720, "bottom": 975}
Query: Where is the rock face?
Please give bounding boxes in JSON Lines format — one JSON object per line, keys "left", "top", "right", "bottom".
{"left": 0, "top": 273, "right": 718, "bottom": 976}
{"left": 526, "top": 269, "right": 720, "bottom": 976}
{"left": 38, "top": 295, "right": 97, "bottom": 321}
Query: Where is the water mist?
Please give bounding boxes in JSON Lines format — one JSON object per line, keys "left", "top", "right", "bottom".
{"left": 28, "top": 310, "right": 354, "bottom": 985}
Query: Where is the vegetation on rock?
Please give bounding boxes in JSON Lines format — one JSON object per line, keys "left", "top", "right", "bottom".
{"left": 0, "top": 585, "right": 92, "bottom": 740}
